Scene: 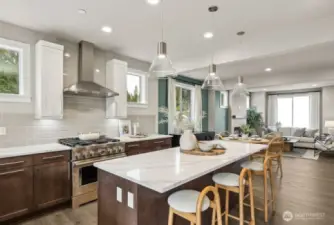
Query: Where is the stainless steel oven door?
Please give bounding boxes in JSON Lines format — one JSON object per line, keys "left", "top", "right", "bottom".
{"left": 72, "top": 154, "right": 126, "bottom": 197}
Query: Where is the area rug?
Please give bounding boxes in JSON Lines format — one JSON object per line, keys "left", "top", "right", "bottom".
{"left": 283, "top": 148, "right": 319, "bottom": 160}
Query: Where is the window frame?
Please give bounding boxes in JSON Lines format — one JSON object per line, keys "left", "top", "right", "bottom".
{"left": 126, "top": 68, "right": 148, "bottom": 108}
{"left": 175, "top": 82, "right": 195, "bottom": 121}
{"left": 0, "top": 37, "right": 31, "bottom": 103}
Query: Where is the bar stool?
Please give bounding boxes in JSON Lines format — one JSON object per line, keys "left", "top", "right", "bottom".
{"left": 213, "top": 168, "right": 255, "bottom": 225}
{"left": 241, "top": 156, "right": 276, "bottom": 223}
{"left": 167, "top": 186, "right": 222, "bottom": 225}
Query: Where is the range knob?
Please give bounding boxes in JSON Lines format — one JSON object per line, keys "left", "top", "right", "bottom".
{"left": 90, "top": 150, "right": 96, "bottom": 157}
{"left": 118, "top": 146, "right": 124, "bottom": 153}
{"left": 75, "top": 153, "right": 82, "bottom": 160}
{"left": 98, "top": 149, "right": 107, "bottom": 156}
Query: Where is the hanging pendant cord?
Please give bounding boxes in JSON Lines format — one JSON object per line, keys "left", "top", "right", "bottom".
{"left": 161, "top": 0, "right": 164, "bottom": 41}
{"left": 211, "top": 10, "right": 216, "bottom": 65}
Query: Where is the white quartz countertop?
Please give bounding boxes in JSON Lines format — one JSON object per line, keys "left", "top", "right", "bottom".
{"left": 114, "top": 134, "right": 172, "bottom": 143}
{"left": 0, "top": 143, "right": 72, "bottom": 159}
{"left": 94, "top": 140, "right": 267, "bottom": 193}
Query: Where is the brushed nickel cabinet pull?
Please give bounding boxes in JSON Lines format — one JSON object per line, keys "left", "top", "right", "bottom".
{"left": 0, "top": 160, "right": 25, "bottom": 167}
{"left": 154, "top": 141, "right": 164, "bottom": 144}
{"left": 42, "top": 155, "right": 65, "bottom": 160}
{"left": 0, "top": 169, "right": 25, "bottom": 176}
{"left": 128, "top": 144, "right": 140, "bottom": 148}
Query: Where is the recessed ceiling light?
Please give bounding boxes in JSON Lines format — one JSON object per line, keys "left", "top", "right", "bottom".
{"left": 95, "top": 69, "right": 100, "bottom": 73}
{"left": 101, "top": 26, "right": 112, "bottom": 33}
{"left": 78, "top": 9, "right": 87, "bottom": 14}
{"left": 263, "top": 89, "right": 267, "bottom": 91}
{"left": 312, "top": 84, "right": 317, "bottom": 87}
{"left": 203, "top": 32, "right": 213, "bottom": 39}
{"left": 265, "top": 68, "right": 272, "bottom": 72}
{"left": 64, "top": 52, "right": 71, "bottom": 58}
{"left": 147, "top": 0, "right": 160, "bottom": 5}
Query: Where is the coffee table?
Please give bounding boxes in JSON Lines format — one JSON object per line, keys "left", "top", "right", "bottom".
{"left": 283, "top": 139, "right": 299, "bottom": 152}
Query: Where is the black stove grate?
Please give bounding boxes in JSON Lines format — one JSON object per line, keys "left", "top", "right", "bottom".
{"left": 58, "top": 137, "right": 120, "bottom": 147}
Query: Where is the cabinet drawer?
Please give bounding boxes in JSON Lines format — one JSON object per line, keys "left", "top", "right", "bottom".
{"left": 125, "top": 142, "right": 142, "bottom": 153}
{"left": 149, "top": 138, "right": 172, "bottom": 150}
{"left": 0, "top": 155, "right": 33, "bottom": 171}
{"left": 33, "top": 151, "right": 70, "bottom": 165}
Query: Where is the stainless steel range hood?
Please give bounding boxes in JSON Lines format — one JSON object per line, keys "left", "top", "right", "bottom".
{"left": 64, "top": 41, "right": 119, "bottom": 98}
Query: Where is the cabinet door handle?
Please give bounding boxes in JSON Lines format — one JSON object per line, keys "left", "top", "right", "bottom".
{"left": 0, "top": 169, "right": 25, "bottom": 176}
{"left": 128, "top": 144, "right": 140, "bottom": 148}
{"left": 68, "top": 162, "right": 71, "bottom": 181}
{"left": 154, "top": 141, "right": 164, "bottom": 144}
{"left": 0, "top": 160, "right": 25, "bottom": 167}
{"left": 42, "top": 155, "right": 65, "bottom": 160}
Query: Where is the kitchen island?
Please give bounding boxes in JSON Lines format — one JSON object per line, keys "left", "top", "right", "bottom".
{"left": 94, "top": 140, "right": 267, "bottom": 225}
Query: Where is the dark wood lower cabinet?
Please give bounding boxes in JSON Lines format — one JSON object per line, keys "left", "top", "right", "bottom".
{"left": 34, "top": 161, "right": 70, "bottom": 210}
{"left": 0, "top": 167, "right": 33, "bottom": 221}
{"left": 0, "top": 151, "right": 70, "bottom": 223}
{"left": 125, "top": 138, "right": 172, "bottom": 156}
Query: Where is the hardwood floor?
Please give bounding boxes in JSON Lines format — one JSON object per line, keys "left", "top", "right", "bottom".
{"left": 16, "top": 154, "right": 334, "bottom": 225}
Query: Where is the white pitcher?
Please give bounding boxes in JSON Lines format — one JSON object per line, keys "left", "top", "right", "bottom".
{"left": 180, "top": 130, "right": 197, "bottom": 151}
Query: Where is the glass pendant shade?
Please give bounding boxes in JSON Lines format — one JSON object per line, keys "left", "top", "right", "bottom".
{"left": 201, "top": 64, "right": 224, "bottom": 90}
{"left": 232, "top": 76, "right": 249, "bottom": 97}
{"left": 149, "top": 41, "right": 176, "bottom": 79}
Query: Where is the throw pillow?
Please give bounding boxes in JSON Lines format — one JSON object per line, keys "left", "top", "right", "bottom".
{"left": 304, "top": 129, "right": 318, "bottom": 138}
{"left": 293, "top": 128, "right": 306, "bottom": 137}
{"left": 325, "top": 135, "right": 333, "bottom": 145}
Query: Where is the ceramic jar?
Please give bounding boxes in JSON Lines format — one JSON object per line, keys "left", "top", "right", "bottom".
{"left": 180, "top": 130, "right": 197, "bottom": 151}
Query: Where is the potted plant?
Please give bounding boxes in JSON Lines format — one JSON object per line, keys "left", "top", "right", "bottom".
{"left": 247, "top": 107, "right": 264, "bottom": 135}
{"left": 240, "top": 124, "right": 255, "bottom": 139}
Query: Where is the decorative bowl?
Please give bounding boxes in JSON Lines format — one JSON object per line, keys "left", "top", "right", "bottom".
{"left": 197, "top": 142, "right": 214, "bottom": 152}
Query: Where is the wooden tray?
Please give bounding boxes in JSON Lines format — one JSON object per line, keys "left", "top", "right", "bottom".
{"left": 181, "top": 148, "right": 226, "bottom": 156}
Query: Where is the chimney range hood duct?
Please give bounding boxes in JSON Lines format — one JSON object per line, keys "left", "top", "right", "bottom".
{"left": 64, "top": 41, "right": 119, "bottom": 98}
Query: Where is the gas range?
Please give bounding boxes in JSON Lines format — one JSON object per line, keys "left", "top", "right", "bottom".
{"left": 59, "top": 136, "right": 126, "bottom": 161}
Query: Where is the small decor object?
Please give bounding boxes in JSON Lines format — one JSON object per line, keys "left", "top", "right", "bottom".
{"left": 219, "top": 91, "right": 228, "bottom": 108}
{"left": 240, "top": 124, "right": 255, "bottom": 139}
{"left": 197, "top": 141, "right": 214, "bottom": 152}
{"left": 179, "top": 130, "right": 197, "bottom": 151}
{"left": 119, "top": 120, "right": 132, "bottom": 136}
{"left": 275, "top": 121, "right": 282, "bottom": 132}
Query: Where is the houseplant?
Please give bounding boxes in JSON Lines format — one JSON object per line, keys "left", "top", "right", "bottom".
{"left": 240, "top": 124, "right": 255, "bottom": 139}
{"left": 247, "top": 107, "right": 264, "bottom": 135}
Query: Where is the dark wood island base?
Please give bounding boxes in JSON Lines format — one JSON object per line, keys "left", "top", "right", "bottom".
{"left": 97, "top": 161, "right": 244, "bottom": 225}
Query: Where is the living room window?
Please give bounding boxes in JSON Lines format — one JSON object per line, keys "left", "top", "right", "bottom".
{"left": 268, "top": 92, "right": 320, "bottom": 130}
{"left": 127, "top": 69, "right": 148, "bottom": 107}
{"left": 277, "top": 95, "right": 309, "bottom": 127}
{"left": 0, "top": 37, "right": 30, "bottom": 102}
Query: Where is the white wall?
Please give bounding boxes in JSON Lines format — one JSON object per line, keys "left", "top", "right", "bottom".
{"left": 0, "top": 21, "right": 157, "bottom": 147}
{"left": 322, "top": 86, "right": 334, "bottom": 132}
{"left": 250, "top": 92, "right": 266, "bottom": 124}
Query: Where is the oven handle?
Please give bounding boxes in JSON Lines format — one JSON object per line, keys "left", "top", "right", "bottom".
{"left": 72, "top": 154, "right": 126, "bottom": 168}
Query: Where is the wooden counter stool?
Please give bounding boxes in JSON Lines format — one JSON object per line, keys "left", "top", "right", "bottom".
{"left": 241, "top": 156, "right": 276, "bottom": 223}
{"left": 213, "top": 168, "right": 255, "bottom": 225}
{"left": 167, "top": 186, "right": 222, "bottom": 225}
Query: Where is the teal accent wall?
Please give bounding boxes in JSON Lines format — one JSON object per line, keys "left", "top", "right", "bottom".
{"left": 157, "top": 75, "right": 209, "bottom": 134}
{"left": 202, "top": 89, "right": 209, "bottom": 131}
{"left": 215, "top": 91, "right": 228, "bottom": 132}
{"left": 158, "top": 79, "right": 168, "bottom": 134}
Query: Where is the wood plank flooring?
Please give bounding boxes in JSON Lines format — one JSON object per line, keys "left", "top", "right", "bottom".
{"left": 17, "top": 154, "right": 334, "bottom": 225}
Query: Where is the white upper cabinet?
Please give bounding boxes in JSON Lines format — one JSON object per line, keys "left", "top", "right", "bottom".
{"left": 106, "top": 59, "right": 128, "bottom": 118}
{"left": 35, "top": 40, "right": 64, "bottom": 119}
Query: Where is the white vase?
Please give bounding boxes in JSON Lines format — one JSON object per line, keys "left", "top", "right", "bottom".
{"left": 242, "top": 134, "right": 249, "bottom": 140}
{"left": 180, "top": 130, "right": 197, "bottom": 151}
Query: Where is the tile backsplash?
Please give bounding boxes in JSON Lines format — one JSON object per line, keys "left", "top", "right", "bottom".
{"left": 0, "top": 96, "right": 156, "bottom": 148}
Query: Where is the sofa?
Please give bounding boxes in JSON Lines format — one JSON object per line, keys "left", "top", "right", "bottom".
{"left": 268, "top": 127, "right": 319, "bottom": 149}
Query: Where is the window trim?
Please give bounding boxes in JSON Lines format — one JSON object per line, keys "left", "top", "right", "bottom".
{"left": 0, "top": 37, "right": 31, "bottom": 103}
{"left": 126, "top": 68, "right": 148, "bottom": 108}
{"left": 175, "top": 82, "right": 195, "bottom": 121}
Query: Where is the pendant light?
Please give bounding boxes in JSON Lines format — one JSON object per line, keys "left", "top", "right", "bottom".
{"left": 232, "top": 31, "right": 249, "bottom": 97}
{"left": 201, "top": 6, "right": 224, "bottom": 91}
{"left": 149, "top": 0, "right": 176, "bottom": 79}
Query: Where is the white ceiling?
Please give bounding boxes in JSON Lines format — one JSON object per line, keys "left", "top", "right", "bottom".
{"left": 1, "top": 0, "right": 334, "bottom": 81}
